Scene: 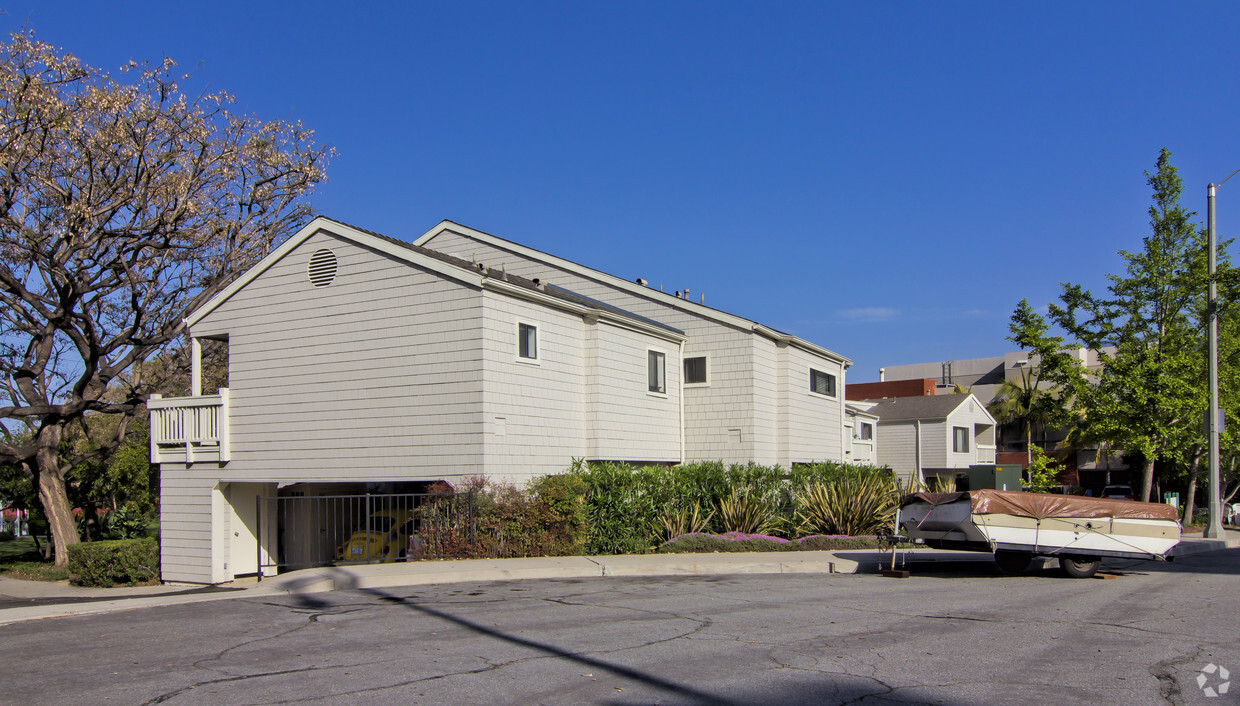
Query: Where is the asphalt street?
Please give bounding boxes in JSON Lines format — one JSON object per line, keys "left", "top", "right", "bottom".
{"left": 5, "top": 551, "right": 1238, "bottom": 705}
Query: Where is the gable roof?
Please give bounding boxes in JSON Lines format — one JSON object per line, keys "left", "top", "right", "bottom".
{"left": 413, "top": 220, "right": 851, "bottom": 367}
{"left": 184, "top": 217, "right": 685, "bottom": 341}
{"left": 866, "top": 394, "right": 992, "bottom": 423}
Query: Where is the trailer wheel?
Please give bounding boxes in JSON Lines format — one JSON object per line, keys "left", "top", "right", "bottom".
{"left": 1060, "top": 556, "right": 1101, "bottom": 579}
{"left": 994, "top": 550, "right": 1033, "bottom": 574}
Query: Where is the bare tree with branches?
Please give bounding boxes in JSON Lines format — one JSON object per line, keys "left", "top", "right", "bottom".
{"left": 0, "top": 31, "right": 331, "bottom": 564}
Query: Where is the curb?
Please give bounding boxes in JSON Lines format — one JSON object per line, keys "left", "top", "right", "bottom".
{"left": 2, "top": 540, "right": 1235, "bottom": 627}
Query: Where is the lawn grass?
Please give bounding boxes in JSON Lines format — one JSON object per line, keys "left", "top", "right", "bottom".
{"left": 0, "top": 535, "right": 69, "bottom": 581}
{"left": 0, "top": 535, "right": 45, "bottom": 562}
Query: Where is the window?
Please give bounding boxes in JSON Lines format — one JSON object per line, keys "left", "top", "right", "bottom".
{"left": 810, "top": 369, "right": 836, "bottom": 397}
{"left": 859, "top": 422, "right": 873, "bottom": 440}
{"left": 684, "top": 356, "right": 707, "bottom": 385}
{"left": 648, "top": 350, "right": 666, "bottom": 393}
{"left": 953, "top": 426, "right": 970, "bottom": 453}
{"left": 518, "top": 323, "right": 537, "bottom": 360}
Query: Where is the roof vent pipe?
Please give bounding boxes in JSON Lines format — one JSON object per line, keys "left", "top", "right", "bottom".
{"left": 700, "top": 293, "right": 704, "bottom": 305}
{"left": 683, "top": 288, "right": 690, "bottom": 300}
{"left": 636, "top": 277, "right": 647, "bottom": 286}
{"left": 879, "top": 367, "right": 886, "bottom": 382}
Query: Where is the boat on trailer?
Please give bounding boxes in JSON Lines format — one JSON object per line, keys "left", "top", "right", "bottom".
{"left": 898, "top": 489, "right": 1181, "bottom": 578}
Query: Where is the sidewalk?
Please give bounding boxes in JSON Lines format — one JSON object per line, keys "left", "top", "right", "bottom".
{"left": 2, "top": 530, "right": 1236, "bottom": 627}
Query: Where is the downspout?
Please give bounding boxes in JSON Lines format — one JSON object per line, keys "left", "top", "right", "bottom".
{"left": 915, "top": 420, "right": 923, "bottom": 487}
{"left": 838, "top": 364, "right": 847, "bottom": 462}
{"left": 678, "top": 339, "right": 685, "bottom": 464}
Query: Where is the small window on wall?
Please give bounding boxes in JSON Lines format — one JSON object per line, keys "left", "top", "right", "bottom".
{"left": 648, "top": 350, "right": 666, "bottom": 394}
{"left": 860, "top": 422, "right": 873, "bottom": 440}
{"left": 518, "top": 323, "right": 538, "bottom": 360}
{"left": 953, "top": 426, "right": 970, "bottom": 453}
{"left": 684, "top": 356, "right": 707, "bottom": 385}
{"left": 810, "top": 369, "right": 836, "bottom": 397}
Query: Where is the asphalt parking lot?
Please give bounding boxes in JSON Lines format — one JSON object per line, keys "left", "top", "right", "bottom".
{"left": 5, "top": 547, "right": 1238, "bottom": 704}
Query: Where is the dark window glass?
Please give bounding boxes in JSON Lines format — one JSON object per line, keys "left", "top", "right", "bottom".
{"left": 953, "top": 426, "right": 970, "bottom": 453}
{"left": 648, "top": 351, "right": 666, "bottom": 393}
{"left": 810, "top": 369, "right": 836, "bottom": 397}
{"left": 519, "top": 323, "right": 537, "bottom": 359}
{"left": 684, "top": 356, "right": 706, "bottom": 384}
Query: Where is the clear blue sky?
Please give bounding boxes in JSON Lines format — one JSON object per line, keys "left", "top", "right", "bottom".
{"left": 7, "top": 2, "right": 1240, "bottom": 382}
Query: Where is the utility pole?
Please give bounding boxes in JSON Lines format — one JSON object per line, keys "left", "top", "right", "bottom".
{"left": 1204, "top": 174, "right": 1238, "bottom": 538}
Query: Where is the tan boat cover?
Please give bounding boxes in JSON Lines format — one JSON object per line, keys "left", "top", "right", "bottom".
{"left": 901, "top": 489, "right": 1179, "bottom": 521}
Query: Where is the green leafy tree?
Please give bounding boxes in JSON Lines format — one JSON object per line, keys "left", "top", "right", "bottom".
{"left": 1021, "top": 446, "right": 1060, "bottom": 493}
{"left": 1048, "top": 149, "right": 1209, "bottom": 502}
{"left": 0, "top": 31, "right": 330, "bottom": 564}
{"left": 991, "top": 299, "right": 1081, "bottom": 465}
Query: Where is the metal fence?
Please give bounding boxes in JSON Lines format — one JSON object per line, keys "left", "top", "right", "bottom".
{"left": 256, "top": 491, "right": 475, "bottom": 579}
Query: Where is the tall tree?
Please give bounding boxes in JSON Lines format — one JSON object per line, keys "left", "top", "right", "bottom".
{"left": 991, "top": 299, "right": 1080, "bottom": 466}
{"left": 1048, "top": 149, "right": 1208, "bottom": 502}
{"left": 0, "top": 31, "right": 330, "bottom": 564}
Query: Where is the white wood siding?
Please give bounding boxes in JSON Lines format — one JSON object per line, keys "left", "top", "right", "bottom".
{"left": 419, "top": 229, "right": 845, "bottom": 465}
{"left": 191, "top": 230, "right": 487, "bottom": 481}
{"left": 479, "top": 289, "right": 589, "bottom": 483}
{"left": 782, "top": 345, "right": 845, "bottom": 464}
{"left": 159, "top": 469, "right": 219, "bottom": 584}
{"left": 876, "top": 423, "right": 919, "bottom": 483}
{"left": 589, "top": 321, "right": 682, "bottom": 462}
{"left": 945, "top": 398, "right": 997, "bottom": 468}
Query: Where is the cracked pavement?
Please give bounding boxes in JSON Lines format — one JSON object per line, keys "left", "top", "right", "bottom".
{"left": 6, "top": 550, "right": 1239, "bottom": 705}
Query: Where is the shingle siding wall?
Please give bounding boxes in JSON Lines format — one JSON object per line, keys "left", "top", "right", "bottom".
{"left": 945, "top": 400, "right": 995, "bottom": 469}
{"left": 159, "top": 470, "right": 219, "bottom": 584}
{"left": 876, "top": 423, "right": 918, "bottom": 482}
{"left": 420, "top": 229, "right": 845, "bottom": 465}
{"left": 783, "top": 346, "right": 844, "bottom": 464}
{"left": 191, "top": 230, "right": 487, "bottom": 481}
{"left": 590, "top": 322, "right": 681, "bottom": 462}
{"left": 683, "top": 324, "right": 760, "bottom": 464}
{"left": 480, "top": 290, "right": 588, "bottom": 483}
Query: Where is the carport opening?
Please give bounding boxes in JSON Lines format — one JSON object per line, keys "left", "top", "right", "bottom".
{"left": 251, "top": 481, "right": 474, "bottom": 577}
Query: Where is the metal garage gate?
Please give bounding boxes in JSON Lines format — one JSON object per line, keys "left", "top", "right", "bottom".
{"left": 256, "top": 491, "right": 475, "bottom": 578}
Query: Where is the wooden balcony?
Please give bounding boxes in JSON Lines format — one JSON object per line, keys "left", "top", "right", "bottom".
{"left": 149, "top": 390, "right": 230, "bottom": 464}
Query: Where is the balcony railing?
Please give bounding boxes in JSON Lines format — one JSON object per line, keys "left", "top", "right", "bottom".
{"left": 149, "top": 390, "right": 230, "bottom": 464}
{"left": 976, "top": 443, "right": 997, "bottom": 464}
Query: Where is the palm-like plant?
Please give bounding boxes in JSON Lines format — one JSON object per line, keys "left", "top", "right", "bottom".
{"left": 796, "top": 471, "right": 900, "bottom": 536}
{"left": 717, "top": 488, "right": 777, "bottom": 535}
{"left": 653, "top": 502, "right": 713, "bottom": 542}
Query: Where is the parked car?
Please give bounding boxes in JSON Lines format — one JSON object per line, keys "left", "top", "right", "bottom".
{"left": 1100, "top": 485, "right": 1135, "bottom": 500}
{"left": 337, "top": 509, "right": 415, "bottom": 562}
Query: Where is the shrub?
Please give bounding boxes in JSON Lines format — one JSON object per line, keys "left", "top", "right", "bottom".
{"left": 796, "top": 470, "right": 899, "bottom": 536}
{"left": 464, "top": 475, "right": 590, "bottom": 559}
{"left": 0, "top": 530, "right": 13, "bottom": 542}
{"left": 717, "top": 488, "right": 777, "bottom": 535}
{"left": 796, "top": 534, "right": 886, "bottom": 551}
{"left": 656, "top": 531, "right": 886, "bottom": 553}
{"left": 570, "top": 459, "right": 896, "bottom": 551}
{"left": 101, "top": 503, "right": 151, "bottom": 540}
{"left": 653, "top": 502, "right": 713, "bottom": 542}
{"left": 658, "top": 532, "right": 792, "bottom": 553}
{"left": 66, "top": 538, "right": 159, "bottom": 587}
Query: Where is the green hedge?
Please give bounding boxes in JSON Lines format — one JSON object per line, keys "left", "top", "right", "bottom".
{"left": 656, "top": 533, "right": 887, "bottom": 554}
{"left": 568, "top": 460, "right": 893, "bottom": 554}
{"left": 66, "top": 538, "right": 159, "bottom": 587}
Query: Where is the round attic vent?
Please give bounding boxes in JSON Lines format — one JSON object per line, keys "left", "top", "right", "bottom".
{"left": 307, "top": 248, "right": 338, "bottom": 287}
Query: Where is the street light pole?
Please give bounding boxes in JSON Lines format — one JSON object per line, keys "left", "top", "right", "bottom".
{"left": 1206, "top": 182, "right": 1224, "bottom": 538}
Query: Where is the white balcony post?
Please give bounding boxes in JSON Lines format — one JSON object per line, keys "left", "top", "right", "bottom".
{"left": 191, "top": 338, "right": 202, "bottom": 396}
{"left": 217, "top": 388, "right": 230, "bottom": 461}
{"left": 149, "top": 394, "right": 163, "bottom": 463}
